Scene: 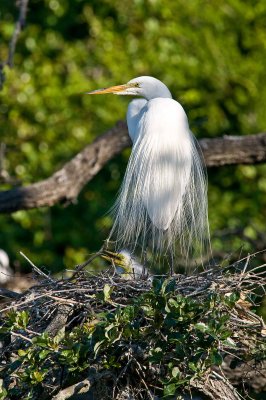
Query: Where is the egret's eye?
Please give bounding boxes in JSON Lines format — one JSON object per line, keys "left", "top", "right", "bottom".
{"left": 133, "top": 82, "right": 140, "bottom": 88}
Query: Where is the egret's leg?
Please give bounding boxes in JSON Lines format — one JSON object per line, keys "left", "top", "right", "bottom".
{"left": 143, "top": 248, "right": 148, "bottom": 277}
{"left": 141, "top": 233, "right": 149, "bottom": 278}
{"left": 169, "top": 250, "right": 175, "bottom": 276}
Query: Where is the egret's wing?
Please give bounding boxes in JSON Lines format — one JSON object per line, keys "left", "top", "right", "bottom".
{"left": 111, "top": 98, "right": 209, "bottom": 259}
{"left": 139, "top": 99, "right": 192, "bottom": 230}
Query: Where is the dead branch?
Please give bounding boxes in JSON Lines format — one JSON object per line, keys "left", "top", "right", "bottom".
{"left": 52, "top": 371, "right": 113, "bottom": 400}
{"left": 0, "top": 121, "right": 128, "bottom": 213}
{"left": 7, "top": 0, "right": 29, "bottom": 67}
{"left": 192, "top": 374, "right": 242, "bottom": 400}
{"left": 0, "top": 123, "right": 265, "bottom": 214}
{"left": 0, "top": 287, "right": 21, "bottom": 299}
{"left": 200, "top": 131, "right": 266, "bottom": 166}
{"left": 45, "top": 304, "right": 72, "bottom": 337}
{"left": 0, "top": 0, "right": 29, "bottom": 88}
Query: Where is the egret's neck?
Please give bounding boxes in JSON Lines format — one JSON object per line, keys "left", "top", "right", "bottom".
{"left": 127, "top": 98, "right": 147, "bottom": 143}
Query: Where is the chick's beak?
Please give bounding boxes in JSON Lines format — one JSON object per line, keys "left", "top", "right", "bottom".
{"left": 101, "top": 249, "right": 125, "bottom": 266}
{"left": 86, "top": 84, "right": 130, "bottom": 95}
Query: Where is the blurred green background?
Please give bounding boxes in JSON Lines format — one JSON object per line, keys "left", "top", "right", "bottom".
{"left": 0, "top": 0, "right": 266, "bottom": 273}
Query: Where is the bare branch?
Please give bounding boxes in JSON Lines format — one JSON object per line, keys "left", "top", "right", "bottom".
{"left": 7, "top": 0, "right": 29, "bottom": 67}
{"left": 0, "top": 121, "right": 129, "bottom": 213}
{"left": 200, "top": 132, "right": 266, "bottom": 167}
{"left": 0, "top": 287, "right": 21, "bottom": 299}
{"left": 0, "top": 123, "right": 265, "bottom": 214}
{"left": 19, "top": 251, "right": 55, "bottom": 283}
{"left": 52, "top": 371, "right": 113, "bottom": 400}
{"left": 0, "top": 0, "right": 29, "bottom": 88}
{"left": 192, "top": 374, "right": 242, "bottom": 400}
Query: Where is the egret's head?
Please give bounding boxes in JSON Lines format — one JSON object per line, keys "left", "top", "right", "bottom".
{"left": 87, "top": 76, "right": 172, "bottom": 100}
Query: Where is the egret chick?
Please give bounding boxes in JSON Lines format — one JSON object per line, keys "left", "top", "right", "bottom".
{"left": 102, "top": 249, "right": 148, "bottom": 280}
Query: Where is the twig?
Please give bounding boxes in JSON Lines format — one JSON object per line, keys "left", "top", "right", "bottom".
{"left": 70, "top": 250, "right": 103, "bottom": 278}
{"left": 45, "top": 294, "right": 81, "bottom": 306}
{"left": 0, "top": 0, "right": 29, "bottom": 88}
{"left": 10, "top": 330, "right": 32, "bottom": 343}
{"left": 0, "top": 287, "right": 21, "bottom": 299}
{"left": 133, "top": 358, "right": 154, "bottom": 400}
{"left": 20, "top": 251, "right": 55, "bottom": 283}
{"left": 0, "top": 293, "right": 48, "bottom": 312}
{"left": 8, "top": 0, "right": 29, "bottom": 67}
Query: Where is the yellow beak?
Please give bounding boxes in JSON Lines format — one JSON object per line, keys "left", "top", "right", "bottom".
{"left": 101, "top": 249, "right": 125, "bottom": 266}
{"left": 86, "top": 84, "right": 130, "bottom": 95}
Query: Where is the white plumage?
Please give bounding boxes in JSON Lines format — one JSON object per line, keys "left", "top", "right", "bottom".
{"left": 0, "top": 249, "right": 12, "bottom": 284}
{"left": 88, "top": 76, "right": 210, "bottom": 268}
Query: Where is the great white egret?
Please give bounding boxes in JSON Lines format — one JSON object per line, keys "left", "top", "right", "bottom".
{"left": 88, "top": 76, "right": 210, "bottom": 271}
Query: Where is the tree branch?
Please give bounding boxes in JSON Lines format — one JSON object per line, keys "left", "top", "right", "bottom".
{"left": 200, "top": 132, "right": 266, "bottom": 167}
{"left": 0, "top": 122, "right": 265, "bottom": 214}
{"left": 0, "top": 0, "right": 29, "bottom": 88}
{"left": 52, "top": 371, "right": 113, "bottom": 400}
{"left": 191, "top": 374, "right": 242, "bottom": 400}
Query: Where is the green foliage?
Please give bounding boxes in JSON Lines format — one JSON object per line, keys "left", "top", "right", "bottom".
{"left": 0, "top": 1, "right": 266, "bottom": 269}
{"left": 1, "top": 278, "right": 263, "bottom": 399}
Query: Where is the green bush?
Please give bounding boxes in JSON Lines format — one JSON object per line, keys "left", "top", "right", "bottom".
{"left": 1, "top": 272, "right": 263, "bottom": 399}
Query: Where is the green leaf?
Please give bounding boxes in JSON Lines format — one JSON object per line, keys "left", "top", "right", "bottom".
{"left": 195, "top": 322, "right": 209, "bottom": 333}
{"left": 32, "top": 332, "right": 49, "bottom": 347}
{"left": 225, "top": 292, "right": 240, "bottom": 306}
{"left": 161, "top": 279, "right": 174, "bottom": 295}
{"left": 31, "top": 370, "right": 45, "bottom": 383}
{"left": 219, "top": 330, "right": 232, "bottom": 340}
{"left": 20, "top": 310, "right": 29, "bottom": 328}
{"left": 168, "top": 332, "right": 184, "bottom": 342}
{"left": 103, "top": 284, "right": 113, "bottom": 301}
{"left": 210, "top": 351, "right": 223, "bottom": 366}
{"left": 165, "top": 302, "right": 171, "bottom": 313}
{"left": 122, "top": 305, "right": 135, "bottom": 321}
{"left": 0, "top": 379, "right": 7, "bottom": 400}
{"left": 152, "top": 278, "right": 163, "bottom": 294}
{"left": 164, "top": 279, "right": 176, "bottom": 294}
{"left": 171, "top": 366, "right": 180, "bottom": 378}
{"left": 39, "top": 349, "right": 50, "bottom": 360}
{"left": 94, "top": 340, "right": 105, "bottom": 356}
{"left": 223, "top": 337, "right": 236, "bottom": 347}
{"left": 18, "top": 349, "right": 28, "bottom": 357}
{"left": 149, "top": 347, "right": 163, "bottom": 363}
{"left": 163, "top": 382, "right": 177, "bottom": 397}
{"left": 104, "top": 323, "right": 116, "bottom": 339}
{"left": 168, "top": 298, "right": 179, "bottom": 308}
{"left": 188, "top": 362, "right": 198, "bottom": 372}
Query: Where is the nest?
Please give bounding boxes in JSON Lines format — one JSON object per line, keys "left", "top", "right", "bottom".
{"left": 0, "top": 252, "right": 265, "bottom": 400}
